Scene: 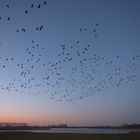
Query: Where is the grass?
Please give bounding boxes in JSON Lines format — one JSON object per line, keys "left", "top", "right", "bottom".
{"left": 0, "top": 132, "right": 140, "bottom": 140}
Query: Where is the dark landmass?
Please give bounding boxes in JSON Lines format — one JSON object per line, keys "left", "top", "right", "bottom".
{"left": 0, "top": 132, "right": 140, "bottom": 140}
{"left": 0, "top": 126, "right": 50, "bottom": 130}
{"left": 0, "top": 123, "right": 140, "bottom": 130}
{"left": 0, "top": 123, "right": 49, "bottom": 130}
{"left": 74, "top": 124, "right": 140, "bottom": 130}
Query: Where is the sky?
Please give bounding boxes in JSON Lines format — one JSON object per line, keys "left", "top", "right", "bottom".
{"left": 0, "top": 0, "right": 140, "bottom": 126}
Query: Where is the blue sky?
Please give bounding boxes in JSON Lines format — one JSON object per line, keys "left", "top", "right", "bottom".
{"left": 0, "top": 0, "right": 140, "bottom": 126}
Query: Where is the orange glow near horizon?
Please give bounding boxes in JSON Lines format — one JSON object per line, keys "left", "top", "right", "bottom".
{"left": 0, "top": 112, "right": 102, "bottom": 126}
{"left": 0, "top": 102, "right": 107, "bottom": 126}
{"left": 0, "top": 111, "right": 69, "bottom": 126}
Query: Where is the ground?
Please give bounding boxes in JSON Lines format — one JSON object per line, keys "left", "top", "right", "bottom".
{"left": 0, "top": 132, "right": 140, "bottom": 140}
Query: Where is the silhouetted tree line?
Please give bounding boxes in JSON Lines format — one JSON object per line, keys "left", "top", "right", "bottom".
{"left": 0, "top": 123, "right": 140, "bottom": 130}
{"left": 0, "top": 123, "right": 50, "bottom": 130}
{"left": 121, "top": 124, "right": 140, "bottom": 129}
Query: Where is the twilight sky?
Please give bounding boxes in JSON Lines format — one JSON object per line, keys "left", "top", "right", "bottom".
{"left": 0, "top": 0, "right": 140, "bottom": 126}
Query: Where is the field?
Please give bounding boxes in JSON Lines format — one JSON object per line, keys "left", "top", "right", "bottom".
{"left": 0, "top": 132, "right": 140, "bottom": 140}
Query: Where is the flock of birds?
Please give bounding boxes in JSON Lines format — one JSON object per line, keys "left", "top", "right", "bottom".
{"left": 0, "top": 1, "right": 140, "bottom": 104}
{"left": 0, "top": 1, "right": 47, "bottom": 33}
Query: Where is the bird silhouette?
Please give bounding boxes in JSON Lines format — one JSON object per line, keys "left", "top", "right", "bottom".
{"left": 38, "top": 4, "right": 41, "bottom": 8}
{"left": 6, "top": 5, "right": 10, "bottom": 8}
{"left": 25, "top": 10, "right": 28, "bottom": 14}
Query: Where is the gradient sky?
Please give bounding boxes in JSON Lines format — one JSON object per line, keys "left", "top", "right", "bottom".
{"left": 0, "top": 0, "right": 140, "bottom": 126}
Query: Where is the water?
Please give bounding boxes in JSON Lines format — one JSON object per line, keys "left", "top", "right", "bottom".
{"left": 0, "top": 128, "right": 136, "bottom": 134}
